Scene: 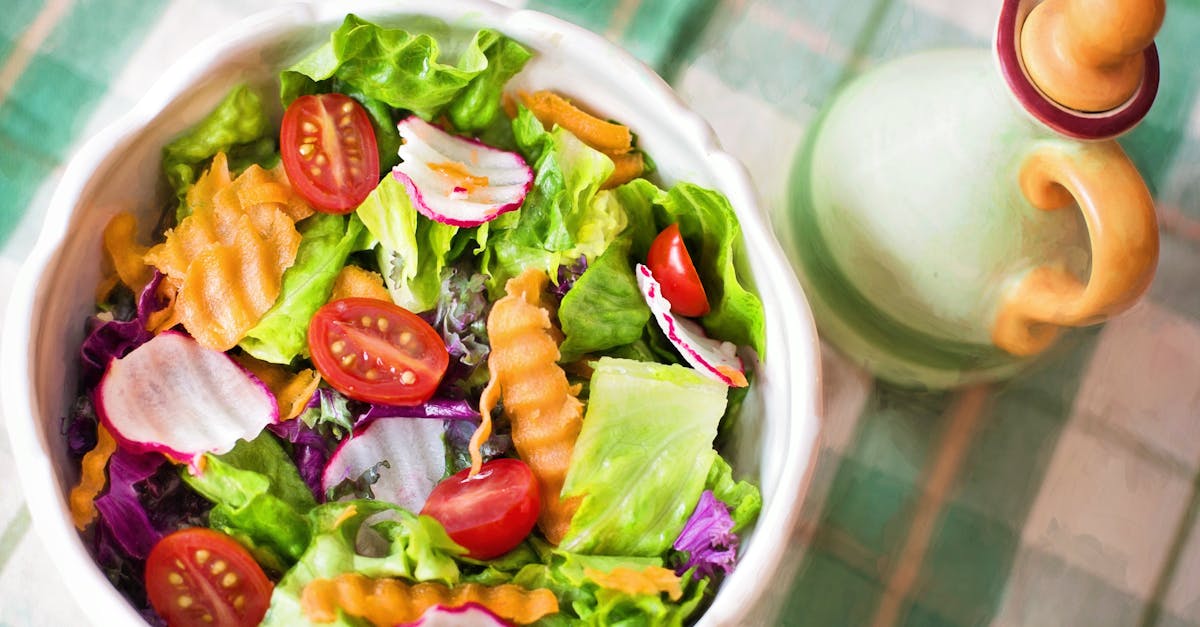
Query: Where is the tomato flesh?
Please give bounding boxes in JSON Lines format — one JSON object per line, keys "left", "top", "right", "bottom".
{"left": 308, "top": 298, "right": 449, "bottom": 405}
{"left": 281, "top": 93, "right": 380, "bottom": 214}
{"left": 145, "top": 528, "right": 272, "bottom": 627}
{"left": 420, "top": 458, "right": 541, "bottom": 560}
{"left": 647, "top": 223, "right": 709, "bottom": 316}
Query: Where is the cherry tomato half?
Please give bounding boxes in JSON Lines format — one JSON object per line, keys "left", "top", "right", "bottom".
{"left": 647, "top": 223, "right": 709, "bottom": 316}
{"left": 280, "top": 93, "right": 380, "bottom": 213}
{"left": 145, "top": 528, "right": 272, "bottom": 627}
{"left": 308, "top": 298, "right": 449, "bottom": 405}
{"left": 420, "top": 458, "right": 541, "bottom": 560}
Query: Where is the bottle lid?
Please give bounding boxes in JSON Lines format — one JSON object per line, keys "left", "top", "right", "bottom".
{"left": 996, "top": 0, "right": 1161, "bottom": 139}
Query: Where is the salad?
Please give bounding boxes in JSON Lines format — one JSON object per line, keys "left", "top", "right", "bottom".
{"left": 64, "top": 14, "right": 766, "bottom": 627}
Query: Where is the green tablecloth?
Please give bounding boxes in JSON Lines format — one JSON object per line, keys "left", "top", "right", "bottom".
{"left": 2, "top": 0, "right": 1199, "bottom": 625}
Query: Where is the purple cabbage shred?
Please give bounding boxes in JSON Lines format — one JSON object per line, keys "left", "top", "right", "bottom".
{"left": 672, "top": 490, "right": 739, "bottom": 580}
{"left": 268, "top": 419, "right": 331, "bottom": 502}
{"left": 80, "top": 271, "right": 168, "bottom": 386}
{"left": 552, "top": 255, "right": 588, "bottom": 300}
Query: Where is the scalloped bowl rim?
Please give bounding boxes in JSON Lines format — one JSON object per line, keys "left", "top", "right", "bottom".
{"left": 0, "top": 1, "right": 822, "bottom": 625}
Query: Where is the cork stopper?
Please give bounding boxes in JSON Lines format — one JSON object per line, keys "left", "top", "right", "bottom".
{"left": 1020, "top": 0, "right": 1165, "bottom": 112}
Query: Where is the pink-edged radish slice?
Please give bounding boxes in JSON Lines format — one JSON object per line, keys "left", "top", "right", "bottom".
{"left": 393, "top": 116, "right": 533, "bottom": 227}
{"left": 96, "top": 331, "right": 278, "bottom": 470}
{"left": 636, "top": 264, "right": 748, "bottom": 387}
{"left": 397, "top": 603, "right": 513, "bottom": 627}
{"left": 321, "top": 416, "right": 446, "bottom": 512}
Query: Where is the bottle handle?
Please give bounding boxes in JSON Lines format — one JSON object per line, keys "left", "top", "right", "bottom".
{"left": 991, "top": 141, "right": 1158, "bottom": 356}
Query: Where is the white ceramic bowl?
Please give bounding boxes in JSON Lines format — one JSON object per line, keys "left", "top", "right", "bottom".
{"left": 1, "top": 1, "right": 822, "bottom": 624}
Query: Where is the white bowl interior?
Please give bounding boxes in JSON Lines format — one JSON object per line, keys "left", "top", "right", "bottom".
{"left": 2, "top": 1, "right": 822, "bottom": 625}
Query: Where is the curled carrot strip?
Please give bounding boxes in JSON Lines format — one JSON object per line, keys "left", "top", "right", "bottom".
{"left": 300, "top": 573, "right": 558, "bottom": 625}
{"left": 98, "top": 212, "right": 153, "bottom": 301}
{"left": 519, "top": 91, "right": 633, "bottom": 155}
{"left": 144, "top": 152, "right": 308, "bottom": 351}
{"left": 69, "top": 425, "right": 117, "bottom": 530}
{"left": 470, "top": 268, "right": 582, "bottom": 544}
{"left": 583, "top": 566, "right": 683, "bottom": 601}
{"left": 330, "top": 266, "right": 391, "bottom": 302}
{"left": 232, "top": 354, "right": 322, "bottom": 421}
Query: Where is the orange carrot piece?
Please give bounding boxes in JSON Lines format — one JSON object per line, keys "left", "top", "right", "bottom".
{"left": 102, "top": 212, "right": 153, "bottom": 294}
{"left": 69, "top": 425, "right": 117, "bottom": 530}
{"left": 583, "top": 566, "right": 683, "bottom": 601}
{"left": 145, "top": 152, "right": 307, "bottom": 351}
{"left": 520, "top": 91, "right": 633, "bottom": 155}
{"left": 330, "top": 266, "right": 391, "bottom": 302}
{"left": 602, "top": 151, "right": 645, "bottom": 189}
{"left": 232, "top": 354, "right": 321, "bottom": 420}
{"left": 300, "top": 573, "right": 558, "bottom": 625}
{"left": 144, "top": 279, "right": 180, "bottom": 333}
{"left": 471, "top": 268, "right": 582, "bottom": 544}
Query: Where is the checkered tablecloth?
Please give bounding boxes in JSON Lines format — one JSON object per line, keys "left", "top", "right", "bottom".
{"left": 2, "top": 1, "right": 1199, "bottom": 625}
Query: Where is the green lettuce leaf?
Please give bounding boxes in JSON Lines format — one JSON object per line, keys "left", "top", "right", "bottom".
{"left": 357, "top": 175, "right": 460, "bottom": 313}
{"left": 162, "top": 84, "right": 275, "bottom": 221}
{"left": 512, "top": 551, "right": 708, "bottom": 626}
{"left": 239, "top": 214, "right": 371, "bottom": 364}
{"left": 614, "top": 179, "right": 767, "bottom": 358}
{"left": 560, "top": 358, "right": 727, "bottom": 556}
{"left": 280, "top": 14, "right": 527, "bottom": 124}
{"left": 480, "top": 106, "right": 619, "bottom": 294}
{"left": 558, "top": 238, "right": 649, "bottom": 362}
{"left": 183, "top": 434, "right": 317, "bottom": 572}
{"left": 262, "top": 500, "right": 465, "bottom": 626}
{"left": 446, "top": 35, "right": 532, "bottom": 133}
{"left": 704, "top": 456, "right": 762, "bottom": 534}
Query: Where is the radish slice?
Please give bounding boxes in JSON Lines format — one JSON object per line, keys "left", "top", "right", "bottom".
{"left": 393, "top": 116, "right": 533, "bottom": 227}
{"left": 322, "top": 416, "right": 446, "bottom": 511}
{"left": 398, "top": 603, "right": 512, "bottom": 627}
{"left": 636, "top": 264, "right": 748, "bottom": 387}
{"left": 95, "top": 331, "right": 278, "bottom": 470}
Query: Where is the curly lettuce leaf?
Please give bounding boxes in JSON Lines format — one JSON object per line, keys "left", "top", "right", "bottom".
{"left": 557, "top": 239, "right": 649, "bottom": 362}
{"left": 239, "top": 214, "right": 371, "bottom": 364}
{"left": 512, "top": 551, "right": 708, "bottom": 627}
{"left": 614, "top": 179, "right": 766, "bottom": 358}
{"left": 480, "top": 106, "right": 620, "bottom": 294}
{"left": 446, "top": 35, "right": 532, "bottom": 133}
{"left": 183, "top": 434, "right": 316, "bottom": 572}
{"left": 560, "top": 358, "right": 727, "bottom": 556}
{"left": 162, "top": 84, "right": 275, "bottom": 221}
{"left": 280, "top": 14, "right": 526, "bottom": 127}
{"left": 262, "top": 500, "right": 465, "bottom": 626}
{"left": 357, "top": 175, "right": 459, "bottom": 313}
{"left": 704, "top": 455, "right": 762, "bottom": 534}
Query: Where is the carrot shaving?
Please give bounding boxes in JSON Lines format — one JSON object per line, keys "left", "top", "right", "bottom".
{"left": 428, "top": 162, "right": 490, "bottom": 192}
{"left": 99, "top": 212, "right": 153, "bottom": 300}
{"left": 300, "top": 573, "right": 558, "bottom": 625}
{"left": 583, "top": 566, "right": 683, "bottom": 601}
{"left": 470, "top": 268, "right": 582, "bottom": 544}
{"left": 144, "top": 152, "right": 308, "bottom": 351}
{"left": 232, "top": 354, "right": 321, "bottom": 420}
{"left": 69, "top": 425, "right": 117, "bottom": 530}
{"left": 330, "top": 266, "right": 391, "bottom": 302}
{"left": 519, "top": 91, "right": 633, "bottom": 155}
{"left": 602, "top": 151, "right": 645, "bottom": 189}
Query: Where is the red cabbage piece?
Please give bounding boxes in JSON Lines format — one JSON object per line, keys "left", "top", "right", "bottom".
{"left": 268, "top": 419, "right": 333, "bottom": 502}
{"left": 80, "top": 272, "right": 168, "bottom": 386}
{"left": 93, "top": 448, "right": 167, "bottom": 559}
{"left": 62, "top": 395, "right": 99, "bottom": 459}
{"left": 552, "top": 255, "right": 588, "bottom": 300}
{"left": 672, "top": 490, "right": 739, "bottom": 580}
{"left": 358, "top": 398, "right": 480, "bottom": 424}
